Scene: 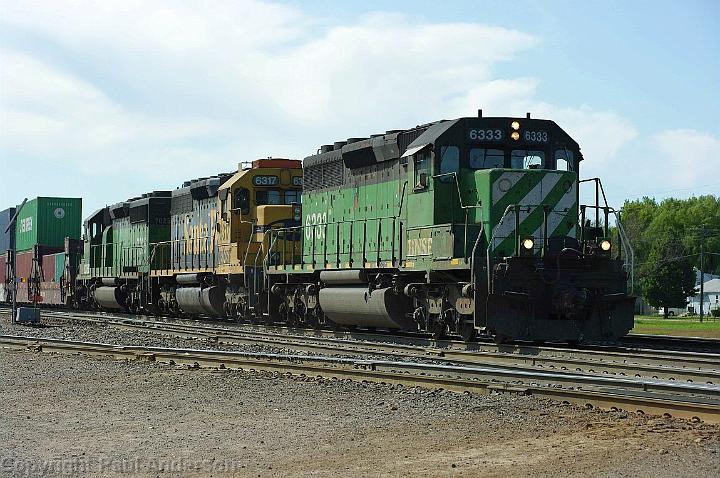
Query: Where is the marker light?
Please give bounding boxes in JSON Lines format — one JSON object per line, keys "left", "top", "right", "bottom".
{"left": 511, "top": 131, "right": 520, "bottom": 141}
{"left": 522, "top": 238, "right": 534, "bottom": 250}
{"left": 600, "top": 239, "right": 611, "bottom": 251}
{"left": 511, "top": 121, "right": 520, "bottom": 130}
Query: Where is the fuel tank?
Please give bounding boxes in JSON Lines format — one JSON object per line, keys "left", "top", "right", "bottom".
{"left": 318, "top": 286, "right": 413, "bottom": 329}
{"left": 94, "top": 286, "right": 126, "bottom": 310}
{"left": 319, "top": 270, "right": 367, "bottom": 285}
{"left": 175, "top": 286, "right": 224, "bottom": 316}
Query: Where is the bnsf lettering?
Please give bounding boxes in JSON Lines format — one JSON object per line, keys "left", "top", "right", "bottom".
{"left": 407, "top": 237, "right": 432, "bottom": 256}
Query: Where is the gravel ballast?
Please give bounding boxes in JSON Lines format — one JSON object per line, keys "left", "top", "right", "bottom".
{"left": 0, "top": 318, "right": 719, "bottom": 477}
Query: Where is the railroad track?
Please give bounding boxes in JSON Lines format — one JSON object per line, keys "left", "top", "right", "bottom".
{"left": 621, "top": 333, "right": 720, "bottom": 353}
{"left": 8, "top": 308, "right": 720, "bottom": 385}
{"left": 1, "top": 333, "right": 718, "bottom": 424}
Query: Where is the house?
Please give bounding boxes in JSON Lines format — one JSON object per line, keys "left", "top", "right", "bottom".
{"left": 687, "top": 278, "right": 720, "bottom": 315}
{"left": 695, "top": 269, "right": 719, "bottom": 285}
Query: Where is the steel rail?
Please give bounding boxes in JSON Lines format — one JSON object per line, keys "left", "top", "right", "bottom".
{"left": 3, "top": 304, "right": 715, "bottom": 356}
{"left": 24, "top": 308, "right": 715, "bottom": 359}
{"left": 12, "top": 308, "right": 720, "bottom": 384}
{"left": 49, "top": 313, "right": 720, "bottom": 384}
{"left": 623, "top": 333, "right": 720, "bottom": 350}
{"left": 1, "top": 334, "right": 718, "bottom": 424}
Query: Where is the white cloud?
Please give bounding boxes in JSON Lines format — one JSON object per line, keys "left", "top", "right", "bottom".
{"left": 0, "top": 0, "right": 644, "bottom": 211}
{"left": 0, "top": 49, "right": 234, "bottom": 173}
{"left": 652, "top": 129, "right": 720, "bottom": 187}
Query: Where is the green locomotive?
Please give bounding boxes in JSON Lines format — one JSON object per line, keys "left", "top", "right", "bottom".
{"left": 266, "top": 114, "right": 634, "bottom": 342}
{"left": 76, "top": 192, "right": 171, "bottom": 312}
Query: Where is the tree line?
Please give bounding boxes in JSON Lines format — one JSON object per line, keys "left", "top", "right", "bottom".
{"left": 619, "top": 195, "right": 719, "bottom": 317}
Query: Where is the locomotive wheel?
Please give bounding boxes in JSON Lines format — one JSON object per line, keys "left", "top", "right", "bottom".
{"left": 429, "top": 320, "right": 447, "bottom": 340}
{"left": 235, "top": 301, "right": 248, "bottom": 324}
{"left": 493, "top": 334, "right": 511, "bottom": 345}
{"left": 304, "top": 313, "right": 318, "bottom": 329}
{"left": 457, "top": 321, "right": 477, "bottom": 342}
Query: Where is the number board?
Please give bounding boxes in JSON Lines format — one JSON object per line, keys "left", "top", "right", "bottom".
{"left": 253, "top": 175, "right": 279, "bottom": 186}
{"left": 292, "top": 176, "right": 303, "bottom": 186}
{"left": 524, "top": 131, "right": 549, "bottom": 143}
{"left": 468, "top": 129, "right": 503, "bottom": 141}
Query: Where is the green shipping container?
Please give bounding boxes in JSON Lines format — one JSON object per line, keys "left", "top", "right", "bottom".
{"left": 54, "top": 252, "right": 66, "bottom": 282}
{"left": 15, "top": 197, "right": 82, "bottom": 252}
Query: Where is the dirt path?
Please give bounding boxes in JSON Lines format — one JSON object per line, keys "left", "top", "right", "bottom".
{"left": 1, "top": 348, "right": 718, "bottom": 477}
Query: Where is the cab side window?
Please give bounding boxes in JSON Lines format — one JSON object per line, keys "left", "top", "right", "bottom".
{"left": 233, "top": 188, "right": 250, "bottom": 215}
{"left": 438, "top": 145, "right": 459, "bottom": 181}
{"left": 414, "top": 150, "right": 430, "bottom": 189}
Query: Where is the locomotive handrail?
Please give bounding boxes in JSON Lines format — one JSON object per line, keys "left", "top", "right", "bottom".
{"left": 431, "top": 172, "right": 483, "bottom": 210}
{"left": 433, "top": 171, "right": 484, "bottom": 257}
{"left": 397, "top": 180, "right": 408, "bottom": 215}
{"left": 579, "top": 177, "right": 635, "bottom": 294}
{"left": 269, "top": 215, "right": 406, "bottom": 270}
{"left": 486, "top": 204, "right": 517, "bottom": 294}
{"left": 469, "top": 210, "right": 485, "bottom": 287}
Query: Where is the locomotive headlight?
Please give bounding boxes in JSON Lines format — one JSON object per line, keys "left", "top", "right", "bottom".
{"left": 511, "top": 121, "right": 520, "bottom": 131}
{"left": 511, "top": 131, "right": 520, "bottom": 141}
{"left": 522, "top": 238, "right": 534, "bottom": 250}
{"left": 600, "top": 239, "right": 611, "bottom": 251}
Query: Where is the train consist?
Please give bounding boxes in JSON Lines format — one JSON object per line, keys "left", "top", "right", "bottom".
{"left": 1, "top": 114, "right": 635, "bottom": 342}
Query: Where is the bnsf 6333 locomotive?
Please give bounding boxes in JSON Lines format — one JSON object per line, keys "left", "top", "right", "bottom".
{"left": 265, "top": 113, "right": 635, "bottom": 342}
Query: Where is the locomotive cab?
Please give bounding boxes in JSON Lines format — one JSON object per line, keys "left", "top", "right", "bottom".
{"left": 214, "top": 158, "right": 303, "bottom": 320}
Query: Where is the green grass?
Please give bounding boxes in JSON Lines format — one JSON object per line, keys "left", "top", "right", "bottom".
{"left": 632, "top": 315, "right": 720, "bottom": 338}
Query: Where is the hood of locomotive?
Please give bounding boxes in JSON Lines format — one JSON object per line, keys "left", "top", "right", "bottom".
{"left": 477, "top": 168, "right": 578, "bottom": 258}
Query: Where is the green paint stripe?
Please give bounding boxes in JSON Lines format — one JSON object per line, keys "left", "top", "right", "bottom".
{"left": 491, "top": 173, "right": 544, "bottom": 220}
{"left": 550, "top": 204, "right": 578, "bottom": 238}
{"left": 494, "top": 175, "right": 575, "bottom": 253}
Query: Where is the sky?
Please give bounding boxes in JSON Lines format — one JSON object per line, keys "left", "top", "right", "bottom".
{"left": 1, "top": 0, "right": 718, "bottom": 216}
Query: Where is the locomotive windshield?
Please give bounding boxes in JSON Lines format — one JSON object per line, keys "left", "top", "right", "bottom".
{"left": 469, "top": 148, "right": 504, "bottom": 169}
{"left": 511, "top": 150, "right": 544, "bottom": 169}
{"left": 256, "top": 189, "right": 281, "bottom": 205}
{"left": 464, "top": 146, "right": 575, "bottom": 171}
{"left": 284, "top": 189, "right": 302, "bottom": 204}
{"left": 459, "top": 118, "right": 580, "bottom": 171}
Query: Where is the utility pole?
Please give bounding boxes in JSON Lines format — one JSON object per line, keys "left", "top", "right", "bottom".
{"left": 5, "top": 198, "right": 28, "bottom": 325}
{"left": 699, "top": 226, "right": 705, "bottom": 323}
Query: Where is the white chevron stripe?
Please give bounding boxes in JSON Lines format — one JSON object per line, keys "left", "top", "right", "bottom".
{"left": 531, "top": 180, "right": 577, "bottom": 240}
{"left": 491, "top": 173, "right": 563, "bottom": 249}
{"left": 491, "top": 171, "right": 525, "bottom": 206}
{"left": 547, "top": 181, "right": 577, "bottom": 236}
